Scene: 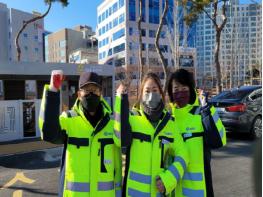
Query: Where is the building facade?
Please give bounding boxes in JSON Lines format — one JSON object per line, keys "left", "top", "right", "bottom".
{"left": 46, "top": 25, "right": 96, "bottom": 63}
{"left": 0, "top": 3, "right": 44, "bottom": 62}
{"left": 195, "top": 1, "right": 262, "bottom": 89}
{"left": 97, "top": 0, "right": 177, "bottom": 85}
{"left": 69, "top": 47, "right": 98, "bottom": 64}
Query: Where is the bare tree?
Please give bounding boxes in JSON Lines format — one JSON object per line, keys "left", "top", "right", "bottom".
{"left": 15, "top": 0, "right": 69, "bottom": 61}
{"left": 155, "top": 0, "right": 169, "bottom": 91}
{"left": 137, "top": 0, "right": 143, "bottom": 84}
{"left": 184, "top": 0, "right": 228, "bottom": 93}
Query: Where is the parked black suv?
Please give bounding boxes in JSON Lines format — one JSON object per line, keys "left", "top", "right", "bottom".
{"left": 209, "top": 86, "right": 262, "bottom": 138}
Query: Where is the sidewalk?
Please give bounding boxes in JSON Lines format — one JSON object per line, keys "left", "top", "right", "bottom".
{"left": 0, "top": 138, "right": 62, "bottom": 156}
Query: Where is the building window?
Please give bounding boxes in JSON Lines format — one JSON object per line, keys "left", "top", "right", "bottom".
{"left": 99, "top": 29, "right": 102, "bottom": 36}
{"left": 148, "top": 44, "right": 156, "bottom": 52}
{"left": 160, "top": 45, "right": 168, "bottom": 53}
{"left": 113, "top": 18, "right": 118, "bottom": 27}
{"left": 24, "top": 46, "right": 28, "bottom": 51}
{"left": 98, "top": 15, "right": 101, "bottom": 23}
{"left": 113, "top": 28, "right": 125, "bottom": 41}
{"left": 113, "top": 2, "right": 118, "bottom": 13}
{"left": 106, "top": 9, "right": 108, "bottom": 18}
{"left": 129, "top": 27, "right": 133, "bottom": 35}
{"left": 149, "top": 58, "right": 159, "bottom": 65}
{"left": 102, "top": 26, "right": 105, "bottom": 34}
{"left": 149, "top": 30, "right": 156, "bottom": 38}
{"left": 113, "top": 43, "right": 125, "bottom": 54}
{"left": 115, "top": 57, "right": 125, "bottom": 67}
{"left": 141, "top": 29, "right": 146, "bottom": 37}
{"left": 109, "top": 7, "right": 112, "bottom": 16}
{"left": 106, "top": 24, "right": 109, "bottom": 31}
{"left": 129, "top": 0, "right": 136, "bottom": 21}
{"left": 130, "top": 57, "right": 135, "bottom": 64}
{"left": 23, "top": 33, "right": 28, "bottom": 38}
{"left": 160, "top": 31, "right": 166, "bottom": 38}
{"left": 140, "top": 0, "right": 146, "bottom": 22}
{"left": 108, "top": 48, "right": 112, "bottom": 56}
{"left": 59, "top": 40, "right": 66, "bottom": 48}
{"left": 35, "top": 48, "right": 39, "bottom": 52}
{"left": 102, "top": 12, "right": 105, "bottom": 21}
{"left": 149, "top": 0, "right": 159, "bottom": 24}
{"left": 34, "top": 35, "right": 38, "bottom": 40}
{"left": 119, "top": 0, "right": 124, "bottom": 8}
{"left": 60, "top": 50, "right": 65, "bottom": 57}
{"left": 142, "top": 43, "right": 146, "bottom": 50}
{"left": 119, "top": 13, "right": 125, "bottom": 24}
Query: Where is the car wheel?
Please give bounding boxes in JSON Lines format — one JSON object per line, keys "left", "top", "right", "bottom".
{"left": 252, "top": 116, "right": 262, "bottom": 139}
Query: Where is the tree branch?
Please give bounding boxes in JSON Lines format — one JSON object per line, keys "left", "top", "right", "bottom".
{"left": 218, "top": 0, "right": 228, "bottom": 31}
{"left": 187, "top": 0, "right": 216, "bottom": 25}
{"left": 137, "top": 0, "right": 143, "bottom": 84}
{"left": 155, "top": 0, "right": 169, "bottom": 91}
{"left": 15, "top": 2, "right": 52, "bottom": 61}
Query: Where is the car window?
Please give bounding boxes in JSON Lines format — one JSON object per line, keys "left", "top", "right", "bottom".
{"left": 212, "top": 91, "right": 229, "bottom": 100}
{"left": 249, "top": 89, "right": 262, "bottom": 101}
{"left": 215, "top": 89, "right": 251, "bottom": 100}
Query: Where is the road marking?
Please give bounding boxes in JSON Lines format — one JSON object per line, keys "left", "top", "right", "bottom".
{"left": 0, "top": 172, "right": 35, "bottom": 190}
{"left": 12, "top": 190, "right": 23, "bottom": 197}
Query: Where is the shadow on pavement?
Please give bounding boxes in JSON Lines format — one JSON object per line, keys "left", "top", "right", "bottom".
{"left": 226, "top": 132, "right": 254, "bottom": 141}
{"left": 0, "top": 150, "right": 61, "bottom": 170}
{"left": 3, "top": 186, "right": 58, "bottom": 196}
{"left": 212, "top": 132, "right": 257, "bottom": 159}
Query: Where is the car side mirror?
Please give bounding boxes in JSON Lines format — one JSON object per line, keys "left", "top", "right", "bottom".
{"left": 247, "top": 96, "right": 254, "bottom": 102}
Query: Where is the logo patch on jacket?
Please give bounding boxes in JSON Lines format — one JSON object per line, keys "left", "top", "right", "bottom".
{"left": 186, "top": 127, "right": 196, "bottom": 131}
{"left": 183, "top": 133, "right": 192, "bottom": 138}
{"left": 104, "top": 159, "right": 112, "bottom": 164}
{"left": 104, "top": 132, "right": 113, "bottom": 136}
{"left": 162, "top": 139, "right": 171, "bottom": 144}
{"left": 164, "top": 132, "right": 173, "bottom": 136}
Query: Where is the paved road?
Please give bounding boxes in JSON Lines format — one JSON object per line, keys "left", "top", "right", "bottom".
{"left": 0, "top": 133, "right": 261, "bottom": 197}
{"left": 212, "top": 133, "right": 260, "bottom": 197}
{"left": 0, "top": 148, "right": 62, "bottom": 197}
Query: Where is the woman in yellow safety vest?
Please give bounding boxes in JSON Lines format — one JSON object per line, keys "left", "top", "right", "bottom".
{"left": 167, "top": 69, "right": 227, "bottom": 197}
{"left": 113, "top": 72, "right": 189, "bottom": 197}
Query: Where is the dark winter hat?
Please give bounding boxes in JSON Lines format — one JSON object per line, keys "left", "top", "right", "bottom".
{"left": 79, "top": 72, "right": 102, "bottom": 89}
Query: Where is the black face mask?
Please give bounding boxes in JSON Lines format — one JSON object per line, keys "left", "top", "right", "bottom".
{"left": 81, "top": 93, "right": 101, "bottom": 113}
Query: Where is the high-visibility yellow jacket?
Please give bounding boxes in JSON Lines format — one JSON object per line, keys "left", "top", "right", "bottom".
{"left": 39, "top": 85, "right": 122, "bottom": 197}
{"left": 170, "top": 95, "right": 226, "bottom": 197}
{"left": 114, "top": 94, "right": 189, "bottom": 197}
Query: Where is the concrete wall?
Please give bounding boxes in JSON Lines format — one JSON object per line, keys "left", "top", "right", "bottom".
{"left": 0, "top": 100, "right": 41, "bottom": 142}
{"left": 0, "top": 3, "right": 9, "bottom": 62}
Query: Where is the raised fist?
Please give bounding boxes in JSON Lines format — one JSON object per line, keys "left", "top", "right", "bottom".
{"left": 116, "top": 83, "right": 127, "bottom": 96}
{"left": 49, "top": 70, "right": 64, "bottom": 92}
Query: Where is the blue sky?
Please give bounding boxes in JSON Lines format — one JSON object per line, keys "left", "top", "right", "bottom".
{"left": 0, "top": 0, "right": 103, "bottom": 32}
{"left": 0, "top": 0, "right": 260, "bottom": 33}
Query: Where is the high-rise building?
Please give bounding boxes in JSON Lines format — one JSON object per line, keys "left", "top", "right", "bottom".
{"left": 97, "top": 0, "right": 176, "bottom": 85}
{"left": 46, "top": 25, "right": 96, "bottom": 63}
{"left": 177, "top": 4, "right": 196, "bottom": 48}
{"left": 221, "top": 3, "right": 262, "bottom": 87}
{"left": 195, "top": 1, "right": 262, "bottom": 88}
{"left": 0, "top": 3, "right": 44, "bottom": 62}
